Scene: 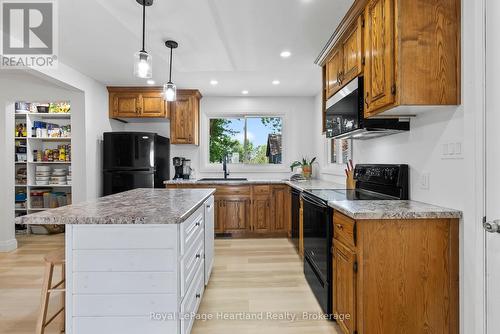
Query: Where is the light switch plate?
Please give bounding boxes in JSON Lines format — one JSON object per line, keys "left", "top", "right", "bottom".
{"left": 419, "top": 172, "right": 430, "bottom": 190}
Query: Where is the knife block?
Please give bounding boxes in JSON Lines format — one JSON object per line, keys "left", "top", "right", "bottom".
{"left": 346, "top": 171, "right": 355, "bottom": 190}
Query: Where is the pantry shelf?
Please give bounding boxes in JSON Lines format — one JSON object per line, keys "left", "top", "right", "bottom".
{"left": 28, "top": 161, "right": 71, "bottom": 164}
{"left": 29, "top": 137, "right": 71, "bottom": 141}
{"left": 14, "top": 103, "right": 73, "bottom": 233}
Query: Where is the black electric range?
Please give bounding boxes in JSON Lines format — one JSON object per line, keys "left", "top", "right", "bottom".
{"left": 301, "top": 164, "right": 409, "bottom": 317}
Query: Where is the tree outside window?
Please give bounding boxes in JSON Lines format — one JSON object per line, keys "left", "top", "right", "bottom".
{"left": 209, "top": 116, "right": 283, "bottom": 165}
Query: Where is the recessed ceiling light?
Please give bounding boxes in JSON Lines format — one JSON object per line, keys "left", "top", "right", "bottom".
{"left": 280, "top": 50, "right": 292, "bottom": 58}
{"left": 272, "top": 80, "right": 280, "bottom": 85}
{"left": 241, "top": 90, "right": 249, "bottom": 95}
{"left": 147, "top": 79, "right": 155, "bottom": 85}
{"left": 210, "top": 80, "right": 218, "bottom": 85}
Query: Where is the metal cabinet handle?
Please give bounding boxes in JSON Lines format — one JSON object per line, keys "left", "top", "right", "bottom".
{"left": 196, "top": 254, "right": 201, "bottom": 259}
{"left": 336, "top": 224, "right": 344, "bottom": 230}
{"left": 484, "top": 219, "right": 500, "bottom": 233}
{"left": 196, "top": 293, "right": 201, "bottom": 299}
{"left": 365, "top": 92, "right": 370, "bottom": 109}
{"left": 195, "top": 221, "right": 201, "bottom": 227}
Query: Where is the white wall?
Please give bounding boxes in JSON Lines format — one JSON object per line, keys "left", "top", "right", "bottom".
{"left": 124, "top": 96, "right": 317, "bottom": 180}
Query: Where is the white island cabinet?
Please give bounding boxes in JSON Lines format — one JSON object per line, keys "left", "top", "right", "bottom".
{"left": 17, "top": 188, "right": 215, "bottom": 334}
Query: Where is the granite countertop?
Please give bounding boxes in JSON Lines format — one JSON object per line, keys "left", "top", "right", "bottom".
{"left": 16, "top": 188, "right": 216, "bottom": 225}
{"left": 165, "top": 178, "right": 345, "bottom": 191}
{"left": 165, "top": 178, "right": 462, "bottom": 220}
{"left": 329, "top": 200, "right": 462, "bottom": 220}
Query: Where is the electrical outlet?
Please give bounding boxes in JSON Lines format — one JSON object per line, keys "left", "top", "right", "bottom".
{"left": 419, "top": 173, "right": 430, "bottom": 190}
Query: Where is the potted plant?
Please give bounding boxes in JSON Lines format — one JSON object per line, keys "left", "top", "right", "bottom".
{"left": 290, "top": 157, "right": 317, "bottom": 179}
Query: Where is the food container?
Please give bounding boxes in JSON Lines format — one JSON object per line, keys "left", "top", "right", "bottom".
{"left": 30, "top": 191, "right": 45, "bottom": 208}
{"left": 15, "top": 102, "right": 30, "bottom": 113}
{"left": 37, "top": 105, "right": 49, "bottom": 113}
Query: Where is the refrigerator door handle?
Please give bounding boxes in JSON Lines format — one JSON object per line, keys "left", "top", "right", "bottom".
{"left": 134, "top": 136, "right": 139, "bottom": 160}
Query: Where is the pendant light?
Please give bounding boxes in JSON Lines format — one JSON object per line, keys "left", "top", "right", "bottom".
{"left": 163, "top": 40, "right": 178, "bottom": 101}
{"left": 133, "top": 0, "right": 153, "bottom": 79}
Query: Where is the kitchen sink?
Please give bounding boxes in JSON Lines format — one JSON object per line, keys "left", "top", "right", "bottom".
{"left": 198, "top": 178, "right": 248, "bottom": 181}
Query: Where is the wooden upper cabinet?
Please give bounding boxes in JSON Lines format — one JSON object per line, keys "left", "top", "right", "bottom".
{"left": 141, "top": 92, "right": 168, "bottom": 118}
{"left": 342, "top": 16, "right": 364, "bottom": 87}
{"left": 325, "top": 46, "right": 344, "bottom": 98}
{"left": 110, "top": 92, "right": 141, "bottom": 118}
{"left": 170, "top": 90, "right": 202, "bottom": 145}
{"left": 364, "top": 0, "right": 395, "bottom": 116}
{"left": 108, "top": 87, "right": 169, "bottom": 119}
{"left": 320, "top": 0, "right": 460, "bottom": 118}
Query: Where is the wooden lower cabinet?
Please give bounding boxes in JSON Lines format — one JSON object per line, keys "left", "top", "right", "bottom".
{"left": 252, "top": 195, "right": 271, "bottom": 233}
{"left": 167, "top": 183, "right": 290, "bottom": 237}
{"left": 333, "top": 241, "right": 357, "bottom": 334}
{"left": 220, "top": 198, "right": 251, "bottom": 233}
{"left": 332, "top": 211, "right": 459, "bottom": 334}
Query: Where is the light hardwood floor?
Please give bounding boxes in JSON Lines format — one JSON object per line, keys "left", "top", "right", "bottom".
{"left": 0, "top": 235, "right": 339, "bottom": 334}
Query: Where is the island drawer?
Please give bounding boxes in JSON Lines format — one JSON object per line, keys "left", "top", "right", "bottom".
{"left": 181, "top": 261, "right": 205, "bottom": 334}
{"left": 333, "top": 211, "right": 356, "bottom": 248}
{"left": 181, "top": 206, "right": 204, "bottom": 256}
{"left": 180, "top": 227, "right": 205, "bottom": 298}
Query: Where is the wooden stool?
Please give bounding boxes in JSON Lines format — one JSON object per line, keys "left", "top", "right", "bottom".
{"left": 36, "top": 248, "right": 65, "bottom": 334}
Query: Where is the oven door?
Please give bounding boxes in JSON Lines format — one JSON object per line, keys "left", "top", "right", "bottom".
{"left": 302, "top": 192, "right": 333, "bottom": 315}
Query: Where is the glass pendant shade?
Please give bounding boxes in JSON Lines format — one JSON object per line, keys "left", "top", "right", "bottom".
{"left": 134, "top": 51, "right": 152, "bottom": 79}
{"left": 163, "top": 82, "right": 177, "bottom": 101}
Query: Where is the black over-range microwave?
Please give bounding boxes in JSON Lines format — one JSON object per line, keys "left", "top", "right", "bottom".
{"left": 325, "top": 77, "right": 410, "bottom": 140}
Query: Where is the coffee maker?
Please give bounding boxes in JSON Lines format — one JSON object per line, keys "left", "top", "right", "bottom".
{"left": 173, "top": 157, "right": 193, "bottom": 180}
{"left": 173, "top": 157, "right": 184, "bottom": 179}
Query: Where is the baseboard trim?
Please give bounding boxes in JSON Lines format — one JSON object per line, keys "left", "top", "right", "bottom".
{"left": 0, "top": 238, "right": 18, "bottom": 252}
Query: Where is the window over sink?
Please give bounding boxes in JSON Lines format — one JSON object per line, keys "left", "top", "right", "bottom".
{"left": 209, "top": 116, "right": 283, "bottom": 165}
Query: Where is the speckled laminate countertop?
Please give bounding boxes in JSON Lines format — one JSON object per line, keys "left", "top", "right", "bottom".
{"left": 165, "top": 179, "right": 462, "bottom": 220}
{"left": 329, "top": 200, "right": 462, "bottom": 220}
{"left": 165, "top": 178, "right": 346, "bottom": 191}
{"left": 16, "top": 188, "right": 216, "bottom": 225}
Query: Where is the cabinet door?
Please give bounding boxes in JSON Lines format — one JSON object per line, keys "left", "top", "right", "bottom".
{"left": 325, "top": 46, "right": 343, "bottom": 98}
{"left": 214, "top": 199, "right": 225, "bottom": 233}
{"left": 222, "top": 199, "right": 250, "bottom": 233}
{"left": 170, "top": 94, "right": 200, "bottom": 145}
{"left": 342, "top": 16, "right": 363, "bottom": 86}
{"left": 333, "top": 241, "right": 357, "bottom": 334}
{"left": 272, "top": 186, "right": 289, "bottom": 233}
{"left": 252, "top": 196, "right": 271, "bottom": 233}
{"left": 111, "top": 93, "right": 141, "bottom": 118}
{"left": 140, "top": 93, "right": 167, "bottom": 118}
{"left": 364, "top": 0, "right": 396, "bottom": 116}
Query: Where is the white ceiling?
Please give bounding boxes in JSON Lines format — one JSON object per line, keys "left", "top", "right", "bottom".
{"left": 58, "top": 0, "right": 353, "bottom": 97}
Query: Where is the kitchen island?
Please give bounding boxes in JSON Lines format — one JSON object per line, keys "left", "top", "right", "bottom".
{"left": 17, "top": 188, "right": 216, "bottom": 334}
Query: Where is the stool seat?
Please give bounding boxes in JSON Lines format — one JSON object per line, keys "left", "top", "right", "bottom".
{"left": 37, "top": 248, "right": 66, "bottom": 334}
{"left": 44, "top": 248, "right": 65, "bottom": 265}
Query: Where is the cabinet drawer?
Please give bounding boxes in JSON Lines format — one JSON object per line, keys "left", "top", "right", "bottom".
{"left": 253, "top": 185, "right": 270, "bottom": 195}
{"left": 181, "top": 262, "right": 205, "bottom": 334}
{"left": 333, "top": 211, "right": 356, "bottom": 248}
{"left": 180, "top": 228, "right": 204, "bottom": 298}
{"left": 216, "top": 186, "right": 251, "bottom": 196}
{"left": 181, "top": 206, "right": 204, "bottom": 256}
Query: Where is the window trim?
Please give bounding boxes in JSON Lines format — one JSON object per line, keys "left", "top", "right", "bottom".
{"left": 322, "top": 137, "right": 354, "bottom": 176}
{"left": 200, "top": 111, "right": 289, "bottom": 173}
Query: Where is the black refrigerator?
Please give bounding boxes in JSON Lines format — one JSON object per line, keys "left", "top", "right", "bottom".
{"left": 103, "top": 132, "right": 170, "bottom": 196}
